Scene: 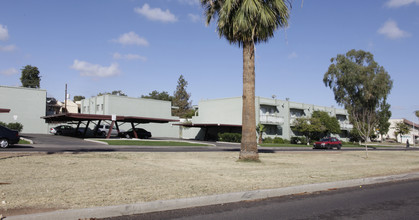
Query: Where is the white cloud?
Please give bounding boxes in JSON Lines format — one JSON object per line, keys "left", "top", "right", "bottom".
{"left": 0, "top": 24, "right": 9, "bottom": 41}
{"left": 385, "top": 0, "right": 419, "bottom": 8}
{"left": 113, "top": 52, "right": 147, "bottom": 61}
{"left": 0, "top": 68, "right": 18, "bottom": 76}
{"left": 188, "top": 13, "right": 201, "bottom": 23}
{"left": 378, "top": 19, "right": 411, "bottom": 39}
{"left": 134, "top": 4, "right": 178, "bottom": 23}
{"left": 288, "top": 51, "right": 298, "bottom": 59}
{"left": 113, "top": 32, "right": 149, "bottom": 46}
{"left": 71, "top": 60, "right": 121, "bottom": 77}
{"left": 0, "top": 44, "right": 16, "bottom": 52}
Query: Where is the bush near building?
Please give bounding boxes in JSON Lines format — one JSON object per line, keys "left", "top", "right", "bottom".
{"left": 218, "top": 133, "right": 242, "bottom": 143}
{"left": 263, "top": 137, "right": 290, "bottom": 144}
{"left": 0, "top": 121, "right": 24, "bottom": 132}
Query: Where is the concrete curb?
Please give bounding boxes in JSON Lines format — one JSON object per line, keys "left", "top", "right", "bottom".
{"left": 6, "top": 172, "right": 419, "bottom": 220}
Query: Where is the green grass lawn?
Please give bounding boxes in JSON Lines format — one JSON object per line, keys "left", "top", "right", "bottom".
{"left": 101, "top": 140, "right": 210, "bottom": 147}
{"left": 18, "top": 139, "right": 31, "bottom": 144}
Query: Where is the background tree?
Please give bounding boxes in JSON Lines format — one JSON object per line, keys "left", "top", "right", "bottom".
{"left": 376, "top": 99, "right": 392, "bottom": 142}
{"left": 394, "top": 121, "right": 411, "bottom": 143}
{"left": 141, "top": 90, "right": 173, "bottom": 102}
{"left": 311, "top": 111, "right": 341, "bottom": 139}
{"left": 172, "top": 75, "right": 192, "bottom": 118}
{"left": 324, "top": 49, "right": 393, "bottom": 156}
{"left": 97, "top": 90, "right": 127, "bottom": 96}
{"left": 20, "top": 65, "right": 41, "bottom": 88}
{"left": 256, "top": 123, "right": 266, "bottom": 144}
{"left": 202, "top": 0, "right": 291, "bottom": 161}
{"left": 73, "top": 96, "right": 85, "bottom": 102}
{"left": 292, "top": 117, "right": 324, "bottom": 145}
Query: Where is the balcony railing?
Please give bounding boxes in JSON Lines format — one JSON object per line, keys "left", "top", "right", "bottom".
{"left": 339, "top": 122, "right": 353, "bottom": 130}
{"left": 260, "top": 115, "right": 284, "bottom": 125}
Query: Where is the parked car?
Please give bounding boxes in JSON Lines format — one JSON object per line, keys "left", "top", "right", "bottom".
{"left": 50, "top": 125, "right": 76, "bottom": 136}
{"left": 0, "top": 125, "right": 20, "bottom": 148}
{"left": 119, "top": 128, "right": 152, "bottom": 139}
{"left": 94, "top": 124, "right": 123, "bottom": 137}
{"left": 313, "top": 137, "right": 342, "bottom": 150}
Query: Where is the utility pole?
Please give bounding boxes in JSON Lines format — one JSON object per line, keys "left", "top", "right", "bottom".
{"left": 64, "top": 84, "right": 67, "bottom": 113}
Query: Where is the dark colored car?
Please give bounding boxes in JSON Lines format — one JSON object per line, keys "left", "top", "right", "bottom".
{"left": 0, "top": 125, "right": 20, "bottom": 148}
{"left": 313, "top": 137, "right": 342, "bottom": 150}
{"left": 50, "top": 125, "right": 76, "bottom": 136}
{"left": 119, "top": 128, "right": 152, "bottom": 139}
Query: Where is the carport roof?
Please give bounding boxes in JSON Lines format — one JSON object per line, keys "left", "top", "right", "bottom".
{"left": 0, "top": 108, "right": 10, "bottom": 113}
{"left": 174, "top": 123, "right": 242, "bottom": 128}
{"left": 42, "top": 113, "right": 179, "bottom": 124}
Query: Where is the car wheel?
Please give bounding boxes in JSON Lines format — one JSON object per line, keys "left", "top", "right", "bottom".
{"left": 101, "top": 131, "right": 107, "bottom": 137}
{"left": 327, "top": 144, "right": 332, "bottom": 150}
{"left": 57, "top": 131, "right": 62, "bottom": 135}
{"left": 337, "top": 144, "right": 342, "bottom": 150}
{"left": 0, "top": 139, "right": 9, "bottom": 148}
{"left": 125, "top": 134, "right": 131, "bottom": 139}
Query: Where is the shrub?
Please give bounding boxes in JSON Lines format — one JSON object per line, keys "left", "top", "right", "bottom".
{"left": 263, "top": 137, "right": 289, "bottom": 144}
{"left": 218, "top": 133, "right": 242, "bottom": 143}
{"left": 7, "top": 122, "right": 24, "bottom": 132}
{"left": 291, "top": 136, "right": 307, "bottom": 145}
{"left": 0, "top": 121, "right": 24, "bottom": 132}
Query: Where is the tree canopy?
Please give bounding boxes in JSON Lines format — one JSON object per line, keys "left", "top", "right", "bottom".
{"left": 97, "top": 90, "right": 127, "bottom": 96}
{"left": 324, "top": 49, "right": 393, "bottom": 145}
{"left": 20, "top": 65, "right": 41, "bottom": 88}
{"left": 172, "top": 75, "right": 192, "bottom": 118}
{"left": 141, "top": 90, "right": 173, "bottom": 102}
{"left": 376, "top": 99, "right": 391, "bottom": 141}
{"left": 292, "top": 110, "right": 341, "bottom": 144}
{"left": 395, "top": 121, "right": 411, "bottom": 141}
{"left": 73, "top": 95, "right": 85, "bottom": 102}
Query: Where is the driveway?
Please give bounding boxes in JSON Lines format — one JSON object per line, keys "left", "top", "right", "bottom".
{"left": 22, "top": 134, "right": 102, "bottom": 146}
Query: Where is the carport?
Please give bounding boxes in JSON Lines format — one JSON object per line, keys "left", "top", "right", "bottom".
{"left": 42, "top": 113, "right": 179, "bottom": 139}
{"left": 0, "top": 108, "right": 11, "bottom": 113}
{"left": 177, "top": 123, "right": 242, "bottom": 141}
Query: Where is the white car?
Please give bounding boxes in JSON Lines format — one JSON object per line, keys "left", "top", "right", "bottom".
{"left": 94, "top": 124, "right": 123, "bottom": 137}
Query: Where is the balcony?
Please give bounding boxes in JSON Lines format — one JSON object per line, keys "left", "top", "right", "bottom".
{"left": 339, "top": 122, "right": 353, "bottom": 130}
{"left": 260, "top": 115, "right": 284, "bottom": 125}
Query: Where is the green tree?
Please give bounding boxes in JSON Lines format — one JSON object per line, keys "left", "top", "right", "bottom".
{"left": 311, "top": 111, "right": 341, "bottom": 138}
{"left": 394, "top": 121, "right": 411, "bottom": 143}
{"left": 256, "top": 123, "right": 266, "bottom": 144}
{"left": 292, "top": 117, "right": 325, "bottom": 145}
{"left": 97, "top": 90, "right": 127, "bottom": 96}
{"left": 376, "top": 99, "right": 391, "bottom": 142}
{"left": 141, "top": 90, "right": 173, "bottom": 102}
{"left": 73, "top": 96, "right": 85, "bottom": 102}
{"left": 20, "top": 65, "right": 41, "bottom": 88}
{"left": 172, "top": 75, "right": 192, "bottom": 118}
{"left": 324, "top": 49, "right": 393, "bottom": 156}
{"left": 202, "top": 0, "right": 291, "bottom": 161}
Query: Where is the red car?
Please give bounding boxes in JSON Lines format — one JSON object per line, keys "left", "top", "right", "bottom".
{"left": 313, "top": 137, "right": 342, "bottom": 150}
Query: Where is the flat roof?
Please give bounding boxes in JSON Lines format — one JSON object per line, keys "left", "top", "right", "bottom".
{"left": 0, "top": 108, "right": 11, "bottom": 113}
{"left": 42, "top": 113, "right": 179, "bottom": 124}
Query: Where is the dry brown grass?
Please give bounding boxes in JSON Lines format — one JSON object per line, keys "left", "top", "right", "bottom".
{"left": 1, "top": 151, "right": 419, "bottom": 214}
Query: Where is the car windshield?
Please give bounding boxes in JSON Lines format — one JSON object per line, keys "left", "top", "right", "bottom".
{"left": 320, "top": 138, "right": 330, "bottom": 142}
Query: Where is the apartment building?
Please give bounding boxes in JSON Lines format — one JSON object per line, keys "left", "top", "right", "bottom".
{"left": 189, "top": 96, "right": 352, "bottom": 141}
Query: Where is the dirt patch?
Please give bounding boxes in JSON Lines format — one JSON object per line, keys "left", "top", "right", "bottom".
{"left": 1, "top": 151, "right": 419, "bottom": 216}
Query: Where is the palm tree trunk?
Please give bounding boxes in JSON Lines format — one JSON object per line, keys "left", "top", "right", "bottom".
{"left": 239, "top": 41, "right": 258, "bottom": 161}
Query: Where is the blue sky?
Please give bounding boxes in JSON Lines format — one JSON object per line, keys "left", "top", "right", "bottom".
{"left": 1, "top": 0, "right": 418, "bottom": 122}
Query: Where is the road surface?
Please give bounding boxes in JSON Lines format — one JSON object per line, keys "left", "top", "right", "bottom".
{"left": 104, "top": 178, "right": 419, "bottom": 220}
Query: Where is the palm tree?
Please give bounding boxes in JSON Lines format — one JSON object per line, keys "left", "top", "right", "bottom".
{"left": 202, "top": 0, "right": 291, "bottom": 160}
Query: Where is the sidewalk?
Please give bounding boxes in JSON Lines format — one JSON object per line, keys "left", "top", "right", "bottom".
{"left": 6, "top": 172, "right": 419, "bottom": 220}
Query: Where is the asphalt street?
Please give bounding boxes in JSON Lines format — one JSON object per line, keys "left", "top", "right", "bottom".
{"left": 1, "top": 134, "right": 416, "bottom": 153}
{"left": 104, "top": 178, "right": 419, "bottom": 220}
